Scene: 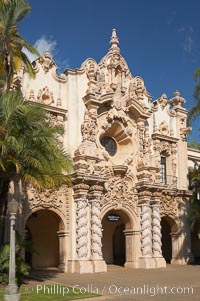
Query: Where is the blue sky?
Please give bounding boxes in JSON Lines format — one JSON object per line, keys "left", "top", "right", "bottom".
{"left": 19, "top": 0, "right": 200, "bottom": 142}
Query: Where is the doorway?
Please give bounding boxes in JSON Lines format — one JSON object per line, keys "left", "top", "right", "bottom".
{"left": 25, "top": 209, "right": 63, "bottom": 269}
{"left": 102, "top": 210, "right": 132, "bottom": 266}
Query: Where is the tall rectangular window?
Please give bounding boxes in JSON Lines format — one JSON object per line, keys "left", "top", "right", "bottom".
{"left": 161, "top": 156, "right": 167, "bottom": 183}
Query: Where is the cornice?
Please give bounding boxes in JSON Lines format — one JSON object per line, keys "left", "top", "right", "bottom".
{"left": 152, "top": 133, "right": 179, "bottom": 143}
{"left": 64, "top": 67, "right": 85, "bottom": 76}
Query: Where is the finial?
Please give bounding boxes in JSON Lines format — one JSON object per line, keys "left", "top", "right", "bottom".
{"left": 174, "top": 90, "right": 180, "bottom": 97}
{"left": 110, "top": 29, "right": 120, "bottom": 51}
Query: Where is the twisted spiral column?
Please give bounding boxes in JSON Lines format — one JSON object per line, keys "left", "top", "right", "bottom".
{"left": 140, "top": 202, "right": 152, "bottom": 257}
{"left": 91, "top": 199, "right": 102, "bottom": 259}
{"left": 76, "top": 198, "right": 88, "bottom": 259}
{"left": 152, "top": 202, "right": 162, "bottom": 257}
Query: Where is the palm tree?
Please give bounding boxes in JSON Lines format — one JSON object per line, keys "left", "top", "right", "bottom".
{"left": 0, "top": 0, "right": 40, "bottom": 91}
{"left": 188, "top": 164, "right": 200, "bottom": 234}
{"left": 0, "top": 91, "right": 72, "bottom": 244}
{"left": 188, "top": 68, "right": 200, "bottom": 124}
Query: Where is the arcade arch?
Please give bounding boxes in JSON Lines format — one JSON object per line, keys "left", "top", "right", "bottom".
{"left": 102, "top": 208, "right": 137, "bottom": 267}
{"left": 161, "top": 215, "right": 179, "bottom": 264}
{"left": 25, "top": 209, "right": 66, "bottom": 270}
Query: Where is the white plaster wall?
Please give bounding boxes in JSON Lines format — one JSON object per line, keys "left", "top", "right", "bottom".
{"left": 65, "top": 72, "right": 87, "bottom": 156}
{"left": 187, "top": 148, "right": 200, "bottom": 168}
{"left": 22, "top": 66, "right": 68, "bottom": 110}
{"left": 148, "top": 105, "right": 176, "bottom": 138}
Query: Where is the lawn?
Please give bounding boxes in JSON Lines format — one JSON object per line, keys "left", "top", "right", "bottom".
{"left": 0, "top": 284, "right": 100, "bottom": 300}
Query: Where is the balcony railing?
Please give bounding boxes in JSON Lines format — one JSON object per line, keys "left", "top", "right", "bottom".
{"left": 161, "top": 175, "right": 177, "bottom": 189}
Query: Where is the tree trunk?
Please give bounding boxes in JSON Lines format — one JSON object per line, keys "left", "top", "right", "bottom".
{"left": 4, "top": 55, "right": 11, "bottom": 91}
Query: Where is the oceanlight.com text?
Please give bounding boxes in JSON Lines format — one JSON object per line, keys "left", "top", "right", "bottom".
{"left": 28, "top": 283, "right": 194, "bottom": 297}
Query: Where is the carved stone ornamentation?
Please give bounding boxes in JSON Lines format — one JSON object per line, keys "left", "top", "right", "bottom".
{"left": 38, "top": 51, "right": 56, "bottom": 73}
{"left": 151, "top": 203, "right": 162, "bottom": 257}
{"left": 180, "top": 127, "right": 191, "bottom": 141}
{"left": 73, "top": 183, "right": 90, "bottom": 195}
{"left": 143, "top": 127, "right": 151, "bottom": 165}
{"left": 159, "top": 121, "right": 169, "bottom": 136}
{"left": 91, "top": 200, "right": 103, "bottom": 259}
{"left": 160, "top": 194, "right": 178, "bottom": 217}
{"left": 140, "top": 202, "right": 152, "bottom": 257}
{"left": 29, "top": 89, "right": 35, "bottom": 101}
{"left": 109, "top": 28, "right": 120, "bottom": 51}
{"left": 137, "top": 121, "right": 145, "bottom": 160}
{"left": 171, "top": 143, "right": 177, "bottom": 176}
{"left": 75, "top": 111, "right": 103, "bottom": 159}
{"left": 169, "top": 90, "right": 186, "bottom": 107}
{"left": 56, "top": 97, "right": 62, "bottom": 106}
{"left": 27, "top": 186, "right": 69, "bottom": 217}
{"left": 84, "top": 59, "right": 98, "bottom": 94}
{"left": 75, "top": 198, "right": 88, "bottom": 259}
{"left": 128, "top": 80, "right": 137, "bottom": 100}
{"left": 135, "top": 77, "right": 145, "bottom": 104}
{"left": 81, "top": 112, "right": 96, "bottom": 142}
{"left": 159, "top": 140, "right": 171, "bottom": 156}
{"left": 101, "top": 176, "right": 137, "bottom": 212}
{"left": 48, "top": 112, "right": 65, "bottom": 127}
{"left": 97, "top": 71, "right": 110, "bottom": 94}
{"left": 37, "top": 86, "right": 54, "bottom": 105}
{"left": 106, "top": 88, "right": 128, "bottom": 125}
{"left": 157, "top": 94, "right": 168, "bottom": 110}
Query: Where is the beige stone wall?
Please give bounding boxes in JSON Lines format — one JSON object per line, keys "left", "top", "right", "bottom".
{"left": 13, "top": 30, "right": 200, "bottom": 272}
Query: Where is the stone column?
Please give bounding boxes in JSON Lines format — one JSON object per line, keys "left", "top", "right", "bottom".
{"left": 152, "top": 203, "right": 162, "bottom": 257}
{"left": 89, "top": 185, "right": 107, "bottom": 272}
{"left": 151, "top": 193, "right": 166, "bottom": 267}
{"left": 76, "top": 197, "right": 88, "bottom": 259}
{"left": 57, "top": 230, "right": 68, "bottom": 272}
{"left": 178, "top": 202, "right": 194, "bottom": 264}
{"left": 124, "top": 230, "right": 140, "bottom": 269}
{"left": 73, "top": 183, "right": 93, "bottom": 273}
{"left": 171, "top": 230, "right": 192, "bottom": 265}
{"left": 138, "top": 191, "right": 155, "bottom": 268}
{"left": 140, "top": 201, "right": 152, "bottom": 257}
{"left": 171, "top": 232, "right": 183, "bottom": 264}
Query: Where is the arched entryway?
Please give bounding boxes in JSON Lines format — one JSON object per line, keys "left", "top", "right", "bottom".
{"left": 25, "top": 209, "right": 65, "bottom": 269}
{"left": 113, "top": 224, "right": 125, "bottom": 265}
{"left": 102, "top": 209, "right": 134, "bottom": 266}
{"left": 161, "top": 216, "right": 178, "bottom": 264}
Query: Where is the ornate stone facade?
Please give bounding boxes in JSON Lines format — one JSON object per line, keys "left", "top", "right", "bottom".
{"left": 9, "top": 29, "right": 200, "bottom": 273}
